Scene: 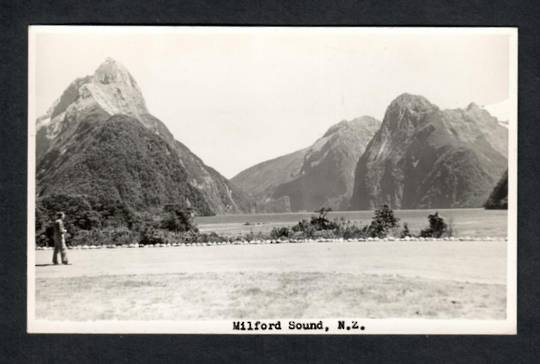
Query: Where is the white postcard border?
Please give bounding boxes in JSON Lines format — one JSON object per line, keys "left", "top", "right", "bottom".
{"left": 27, "top": 26, "right": 518, "bottom": 335}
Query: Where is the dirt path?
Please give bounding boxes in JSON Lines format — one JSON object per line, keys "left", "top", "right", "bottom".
{"left": 34, "top": 240, "right": 506, "bottom": 284}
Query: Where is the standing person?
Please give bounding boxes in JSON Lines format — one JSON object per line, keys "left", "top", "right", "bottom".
{"left": 52, "top": 212, "right": 69, "bottom": 265}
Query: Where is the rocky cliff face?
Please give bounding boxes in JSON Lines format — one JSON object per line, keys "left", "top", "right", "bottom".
{"left": 484, "top": 170, "right": 508, "bottom": 209}
{"left": 36, "top": 58, "right": 149, "bottom": 159}
{"left": 232, "top": 116, "right": 381, "bottom": 212}
{"left": 231, "top": 148, "right": 308, "bottom": 212}
{"left": 36, "top": 58, "right": 252, "bottom": 215}
{"left": 350, "top": 93, "right": 508, "bottom": 210}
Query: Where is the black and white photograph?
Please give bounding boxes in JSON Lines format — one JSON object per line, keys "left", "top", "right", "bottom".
{"left": 27, "top": 26, "right": 517, "bottom": 334}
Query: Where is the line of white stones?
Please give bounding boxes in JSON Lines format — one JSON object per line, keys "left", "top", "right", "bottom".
{"left": 36, "top": 236, "right": 508, "bottom": 250}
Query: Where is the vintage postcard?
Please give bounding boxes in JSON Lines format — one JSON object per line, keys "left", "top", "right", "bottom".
{"left": 27, "top": 26, "right": 517, "bottom": 334}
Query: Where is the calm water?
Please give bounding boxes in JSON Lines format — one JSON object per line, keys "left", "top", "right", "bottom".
{"left": 196, "top": 208, "right": 508, "bottom": 237}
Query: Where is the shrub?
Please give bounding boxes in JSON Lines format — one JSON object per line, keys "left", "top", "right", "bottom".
{"left": 290, "top": 208, "right": 338, "bottom": 238}
{"left": 369, "top": 205, "right": 400, "bottom": 238}
{"left": 70, "top": 229, "right": 103, "bottom": 246}
{"left": 197, "top": 232, "right": 224, "bottom": 243}
{"left": 161, "top": 204, "right": 198, "bottom": 233}
{"left": 70, "top": 227, "right": 139, "bottom": 246}
{"left": 312, "top": 229, "right": 338, "bottom": 240}
{"left": 270, "top": 226, "right": 291, "bottom": 239}
{"left": 35, "top": 193, "right": 141, "bottom": 245}
{"left": 291, "top": 219, "right": 307, "bottom": 232}
{"left": 107, "top": 226, "right": 138, "bottom": 245}
{"left": 140, "top": 225, "right": 167, "bottom": 245}
{"left": 291, "top": 219, "right": 316, "bottom": 238}
{"left": 242, "top": 231, "right": 267, "bottom": 242}
{"left": 37, "top": 193, "right": 100, "bottom": 233}
{"left": 290, "top": 231, "right": 305, "bottom": 240}
{"left": 180, "top": 230, "right": 199, "bottom": 244}
{"left": 36, "top": 231, "right": 53, "bottom": 247}
{"left": 420, "top": 212, "right": 448, "bottom": 238}
{"left": 96, "top": 200, "right": 139, "bottom": 229}
{"left": 334, "top": 218, "right": 368, "bottom": 239}
{"left": 400, "top": 223, "right": 411, "bottom": 238}
{"left": 310, "top": 207, "right": 338, "bottom": 230}
{"left": 138, "top": 222, "right": 216, "bottom": 245}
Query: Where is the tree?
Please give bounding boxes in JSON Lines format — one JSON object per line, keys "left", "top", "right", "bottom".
{"left": 161, "top": 203, "right": 198, "bottom": 233}
{"left": 369, "top": 205, "right": 400, "bottom": 238}
{"left": 420, "top": 212, "right": 448, "bottom": 238}
{"left": 310, "top": 207, "right": 337, "bottom": 230}
{"left": 37, "top": 193, "right": 101, "bottom": 233}
{"left": 484, "top": 170, "right": 508, "bottom": 209}
{"left": 98, "top": 200, "right": 139, "bottom": 229}
{"left": 400, "top": 223, "right": 411, "bottom": 238}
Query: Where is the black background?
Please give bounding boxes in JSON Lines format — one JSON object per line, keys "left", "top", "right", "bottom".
{"left": 1, "top": 0, "right": 539, "bottom": 363}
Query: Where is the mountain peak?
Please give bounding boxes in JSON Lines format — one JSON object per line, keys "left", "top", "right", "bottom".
{"left": 382, "top": 93, "right": 437, "bottom": 131}
{"left": 466, "top": 102, "right": 480, "bottom": 111}
{"left": 351, "top": 95, "right": 508, "bottom": 210}
{"left": 96, "top": 57, "right": 124, "bottom": 70}
{"left": 389, "top": 93, "right": 435, "bottom": 112}
{"left": 349, "top": 115, "right": 381, "bottom": 128}
{"left": 37, "top": 58, "right": 149, "bottom": 153}
{"left": 94, "top": 57, "right": 134, "bottom": 85}
{"left": 36, "top": 58, "right": 254, "bottom": 215}
{"left": 323, "top": 116, "right": 380, "bottom": 138}
{"left": 323, "top": 120, "right": 350, "bottom": 136}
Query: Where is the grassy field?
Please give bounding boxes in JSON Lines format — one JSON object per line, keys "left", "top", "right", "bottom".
{"left": 36, "top": 271, "right": 505, "bottom": 321}
{"left": 34, "top": 241, "right": 506, "bottom": 321}
{"left": 196, "top": 208, "right": 507, "bottom": 237}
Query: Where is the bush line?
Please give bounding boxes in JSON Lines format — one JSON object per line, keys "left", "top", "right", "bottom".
{"left": 36, "top": 203, "right": 506, "bottom": 249}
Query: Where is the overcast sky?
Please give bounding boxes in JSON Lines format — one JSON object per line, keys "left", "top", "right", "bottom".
{"left": 31, "top": 27, "right": 515, "bottom": 178}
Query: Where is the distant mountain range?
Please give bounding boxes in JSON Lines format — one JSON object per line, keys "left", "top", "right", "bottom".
{"left": 232, "top": 117, "right": 380, "bottom": 211}
{"left": 350, "top": 94, "right": 508, "bottom": 209}
{"left": 36, "top": 58, "right": 252, "bottom": 215}
{"left": 36, "top": 58, "right": 509, "bottom": 215}
{"left": 236, "top": 94, "right": 508, "bottom": 212}
{"left": 483, "top": 98, "right": 512, "bottom": 126}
